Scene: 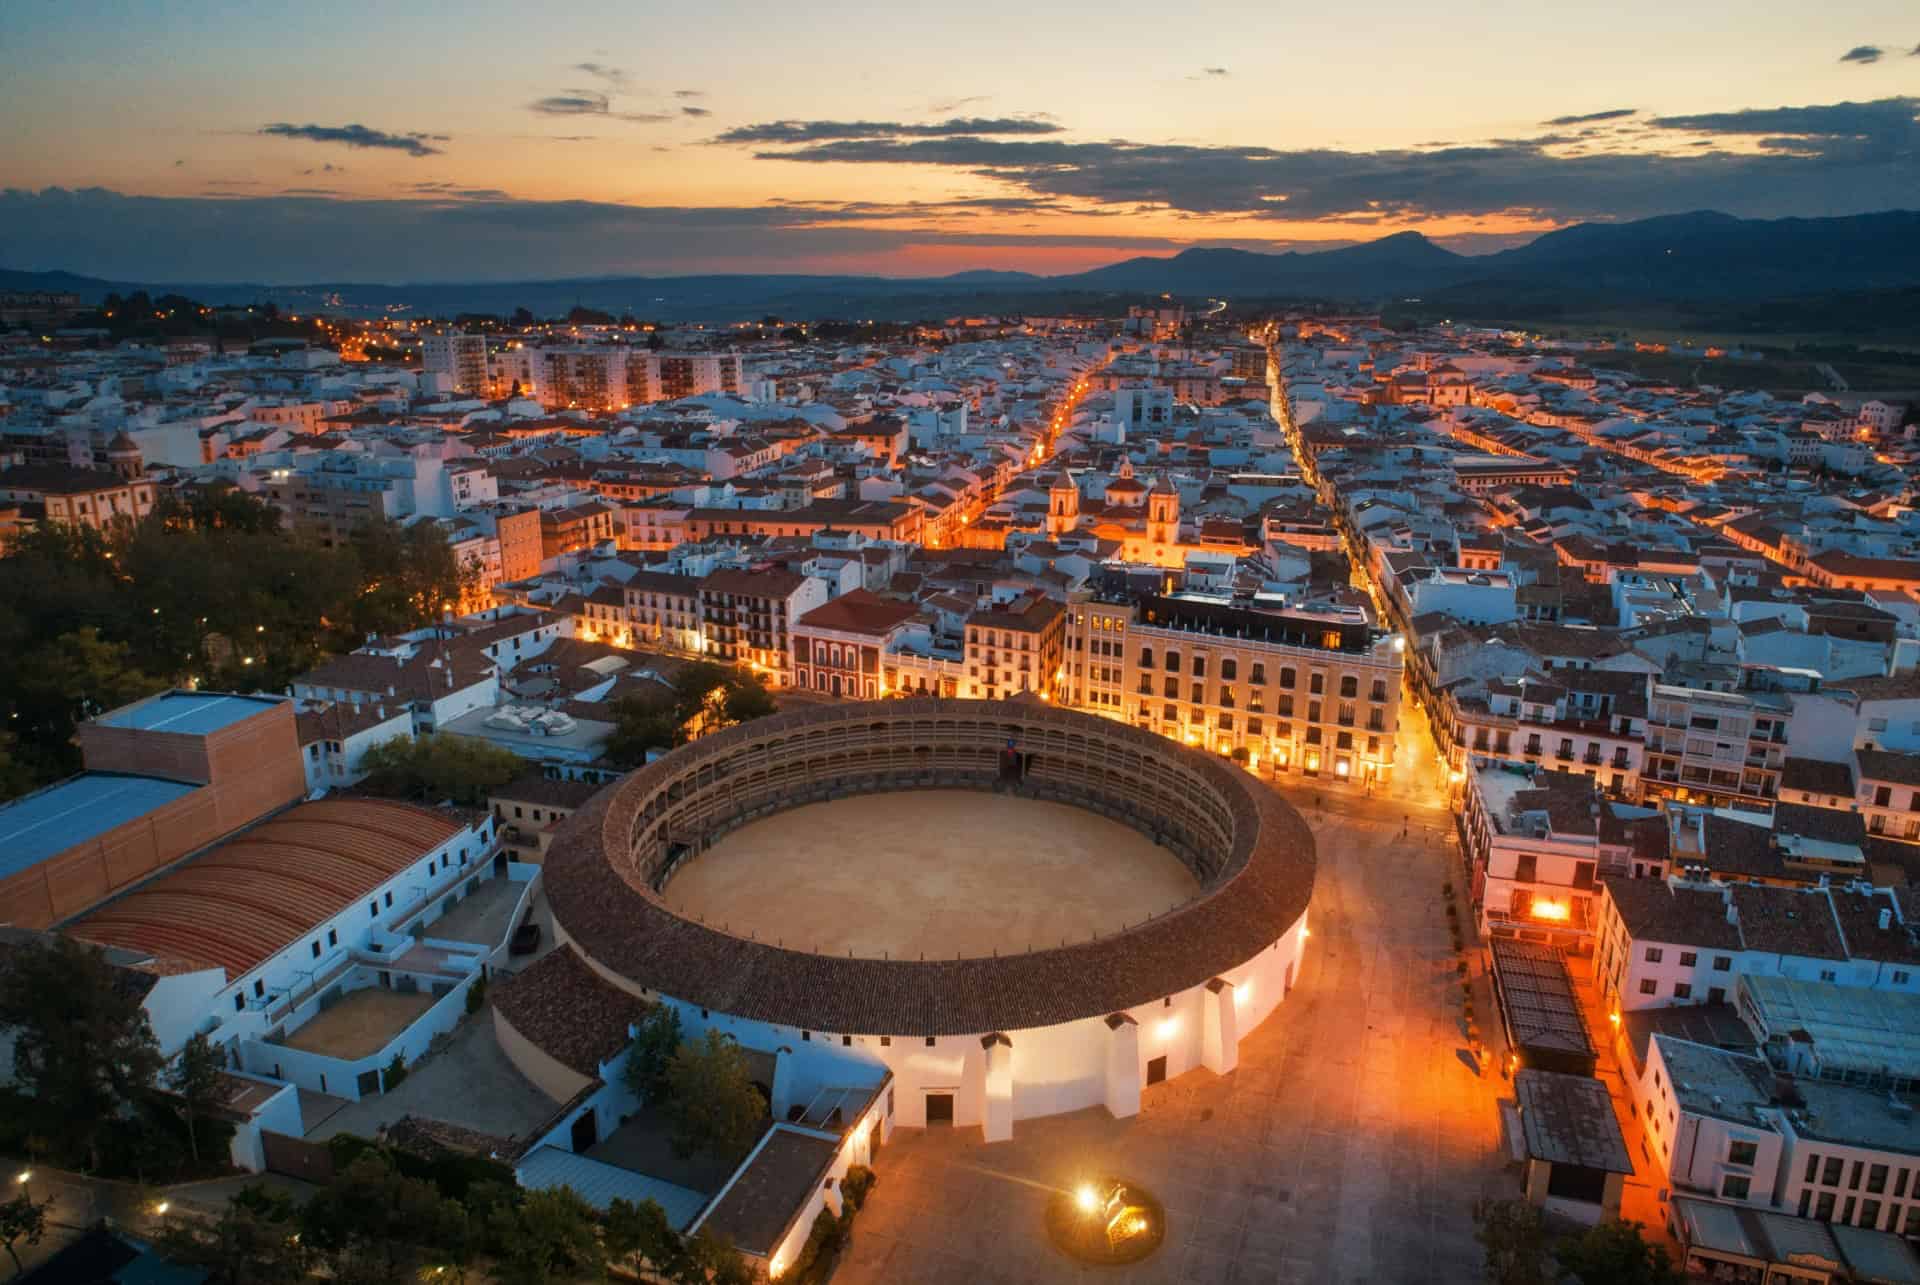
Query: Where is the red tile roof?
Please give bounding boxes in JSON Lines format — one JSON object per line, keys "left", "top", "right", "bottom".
{"left": 69, "top": 799, "right": 468, "bottom": 979}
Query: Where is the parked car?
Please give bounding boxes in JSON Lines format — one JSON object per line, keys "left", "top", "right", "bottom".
{"left": 510, "top": 921, "right": 542, "bottom": 956}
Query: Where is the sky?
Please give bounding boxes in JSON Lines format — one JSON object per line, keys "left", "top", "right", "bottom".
{"left": 1, "top": 0, "right": 1916, "bottom": 282}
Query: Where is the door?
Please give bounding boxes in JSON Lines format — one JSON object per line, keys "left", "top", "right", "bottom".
{"left": 1145, "top": 1055, "right": 1168, "bottom": 1086}
{"left": 570, "top": 1109, "right": 598, "bottom": 1152}
{"left": 925, "top": 1092, "right": 955, "bottom": 1125}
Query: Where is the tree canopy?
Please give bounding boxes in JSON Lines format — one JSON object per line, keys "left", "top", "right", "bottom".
{"left": 603, "top": 661, "right": 778, "bottom": 769}
{"left": 358, "top": 732, "right": 524, "bottom": 806}
{"left": 663, "top": 1029, "right": 769, "bottom": 1162}
{"left": 0, "top": 494, "right": 473, "bottom": 799}
{"left": 0, "top": 936, "right": 163, "bottom": 1172}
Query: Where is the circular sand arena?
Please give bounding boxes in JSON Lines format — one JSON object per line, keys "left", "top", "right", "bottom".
{"left": 661, "top": 790, "right": 1201, "bottom": 960}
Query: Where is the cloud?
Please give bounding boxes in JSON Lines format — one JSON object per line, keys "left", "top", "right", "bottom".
{"left": 298, "top": 163, "right": 346, "bottom": 176}
{"left": 258, "top": 123, "right": 445, "bottom": 157}
{"left": 1189, "top": 67, "right": 1230, "bottom": 79}
{"left": 573, "top": 62, "right": 630, "bottom": 89}
{"left": 1541, "top": 109, "right": 1638, "bottom": 126}
{"left": 673, "top": 89, "right": 705, "bottom": 99}
{"left": 529, "top": 90, "right": 672, "bottom": 123}
{"left": 409, "top": 181, "right": 513, "bottom": 200}
{"left": 1839, "top": 45, "right": 1883, "bottom": 63}
{"left": 741, "top": 97, "right": 1920, "bottom": 223}
{"left": 928, "top": 95, "right": 990, "bottom": 114}
{"left": 714, "top": 117, "right": 1069, "bottom": 144}
{"left": 681, "top": 106, "right": 712, "bottom": 118}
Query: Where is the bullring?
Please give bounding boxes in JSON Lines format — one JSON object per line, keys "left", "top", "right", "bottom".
{"left": 538, "top": 698, "right": 1315, "bottom": 1139}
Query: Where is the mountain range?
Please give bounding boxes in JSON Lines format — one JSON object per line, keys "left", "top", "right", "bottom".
{"left": 6, "top": 209, "right": 1919, "bottom": 324}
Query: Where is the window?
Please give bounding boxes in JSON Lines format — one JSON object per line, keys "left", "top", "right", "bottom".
{"left": 1806, "top": 1153, "right": 1821, "bottom": 1184}
{"left": 1861, "top": 1199, "right": 1882, "bottom": 1229}
{"left": 1816, "top": 1191, "right": 1836, "bottom": 1221}
{"left": 1713, "top": 955, "right": 1731, "bottom": 971}
{"left": 1869, "top": 1164, "right": 1888, "bottom": 1195}
{"left": 1824, "top": 1157, "right": 1844, "bottom": 1187}
{"left": 327, "top": 929, "right": 337, "bottom": 947}
{"left": 1721, "top": 1175, "right": 1751, "bottom": 1201}
{"left": 1251, "top": 663, "right": 1266, "bottom": 685}
{"left": 1728, "top": 1140, "right": 1758, "bottom": 1167}
{"left": 310, "top": 941, "right": 321, "bottom": 959}
{"left": 1820, "top": 969, "right": 1837, "bottom": 983}
{"left": 1310, "top": 671, "right": 1325, "bottom": 695}
{"left": 383, "top": 891, "right": 393, "bottom": 908}
{"left": 1896, "top": 971, "right": 1911, "bottom": 985}
{"left": 1192, "top": 655, "right": 1207, "bottom": 678}
{"left": 1221, "top": 659, "right": 1237, "bottom": 681}
{"left": 1371, "top": 679, "right": 1387, "bottom": 702}
{"left": 1679, "top": 951, "right": 1697, "bottom": 967}
{"left": 879, "top": 1036, "right": 890, "bottom": 1047}
{"left": 924, "top": 1036, "right": 936, "bottom": 1047}
{"left": 1164, "top": 651, "right": 1179, "bottom": 671}
{"left": 1280, "top": 667, "right": 1296, "bottom": 689}
{"left": 1645, "top": 946, "right": 1664, "bottom": 963}
{"left": 234, "top": 993, "right": 245, "bottom": 1012}
{"left": 1850, "top": 1161, "right": 1865, "bottom": 1190}
{"left": 253, "top": 979, "right": 264, "bottom": 998}
{"left": 1709, "top": 987, "right": 1726, "bottom": 1004}
{"left": 1339, "top": 675, "right": 1357, "bottom": 699}
{"left": 1639, "top": 978, "right": 1657, "bottom": 995}
{"left": 1673, "top": 982, "right": 1693, "bottom": 1000}
{"left": 369, "top": 901, "right": 379, "bottom": 918}
{"left": 1514, "top": 854, "right": 1538, "bottom": 883}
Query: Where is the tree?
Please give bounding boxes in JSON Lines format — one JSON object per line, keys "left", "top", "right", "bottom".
{"left": 485, "top": 1185, "right": 606, "bottom": 1285}
{"left": 621, "top": 1006, "right": 684, "bottom": 1106}
{"left": 683, "top": 1227, "right": 755, "bottom": 1285}
{"left": 357, "top": 733, "right": 523, "bottom": 806}
{"left": 156, "top": 1185, "right": 313, "bottom": 1285}
{"left": 1471, "top": 1197, "right": 1550, "bottom": 1285}
{"left": 603, "top": 693, "right": 686, "bottom": 769}
{"left": 721, "top": 671, "right": 777, "bottom": 724}
{"left": 0, "top": 936, "right": 164, "bottom": 1172}
{"left": 168, "top": 1030, "right": 222, "bottom": 1168}
{"left": 603, "top": 1196, "right": 684, "bottom": 1278}
{"left": 301, "top": 1153, "right": 472, "bottom": 1284}
{"left": 0, "top": 1193, "right": 46, "bottom": 1278}
{"left": 663, "top": 1030, "right": 767, "bottom": 1162}
{"left": 1554, "top": 1219, "right": 1683, "bottom": 1285}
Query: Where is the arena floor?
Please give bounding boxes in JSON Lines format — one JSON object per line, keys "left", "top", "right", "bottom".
{"left": 663, "top": 791, "right": 1201, "bottom": 959}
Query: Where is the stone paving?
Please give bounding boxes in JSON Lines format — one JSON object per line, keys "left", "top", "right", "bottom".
{"left": 837, "top": 803, "right": 1519, "bottom": 1284}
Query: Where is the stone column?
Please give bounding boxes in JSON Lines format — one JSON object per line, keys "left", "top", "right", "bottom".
{"left": 981, "top": 1033, "right": 1013, "bottom": 1143}
{"left": 1104, "top": 1013, "right": 1141, "bottom": 1119}
{"left": 1202, "top": 977, "right": 1239, "bottom": 1076}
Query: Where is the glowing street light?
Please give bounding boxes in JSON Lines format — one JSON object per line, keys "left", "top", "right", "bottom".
{"left": 1076, "top": 1184, "right": 1099, "bottom": 1214}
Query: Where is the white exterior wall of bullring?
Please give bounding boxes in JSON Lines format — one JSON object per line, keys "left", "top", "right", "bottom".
{"left": 552, "top": 906, "right": 1308, "bottom": 1138}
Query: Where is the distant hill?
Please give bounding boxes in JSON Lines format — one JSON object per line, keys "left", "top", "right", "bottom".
{"left": 7, "top": 210, "right": 1919, "bottom": 323}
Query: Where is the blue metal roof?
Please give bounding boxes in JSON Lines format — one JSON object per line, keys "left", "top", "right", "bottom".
{"left": 94, "top": 691, "right": 281, "bottom": 736}
{"left": 516, "top": 1147, "right": 708, "bottom": 1228}
{"left": 0, "top": 774, "right": 200, "bottom": 875}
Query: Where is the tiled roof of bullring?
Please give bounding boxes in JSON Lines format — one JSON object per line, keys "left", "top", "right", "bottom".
{"left": 492, "top": 946, "right": 651, "bottom": 1078}
{"left": 541, "top": 699, "right": 1316, "bottom": 1036}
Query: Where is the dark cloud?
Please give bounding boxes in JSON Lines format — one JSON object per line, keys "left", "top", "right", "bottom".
{"left": 1839, "top": 45, "right": 1883, "bottom": 63}
{"left": 713, "top": 117, "right": 1067, "bottom": 144}
{"left": 744, "top": 97, "right": 1920, "bottom": 223}
{"left": 529, "top": 91, "right": 671, "bottom": 123}
{"left": 928, "top": 95, "right": 990, "bottom": 114}
{"left": 1191, "top": 67, "right": 1230, "bottom": 79}
{"left": 573, "top": 62, "right": 630, "bottom": 88}
{"left": 298, "top": 163, "right": 345, "bottom": 176}
{"left": 681, "top": 106, "right": 712, "bottom": 119}
{"left": 258, "top": 123, "right": 445, "bottom": 157}
{"left": 1541, "top": 109, "right": 1637, "bottom": 126}
{"left": 673, "top": 89, "right": 705, "bottom": 99}
{"left": 409, "top": 181, "right": 513, "bottom": 200}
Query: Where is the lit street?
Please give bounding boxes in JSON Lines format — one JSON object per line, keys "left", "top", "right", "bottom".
{"left": 840, "top": 801, "right": 1512, "bottom": 1284}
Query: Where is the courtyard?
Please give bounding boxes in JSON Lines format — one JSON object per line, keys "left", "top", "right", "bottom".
{"left": 837, "top": 791, "right": 1516, "bottom": 1284}
{"left": 279, "top": 987, "right": 435, "bottom": 1061}
{"left": 663, "top": 789, "right": 1200, "bottom": 959}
